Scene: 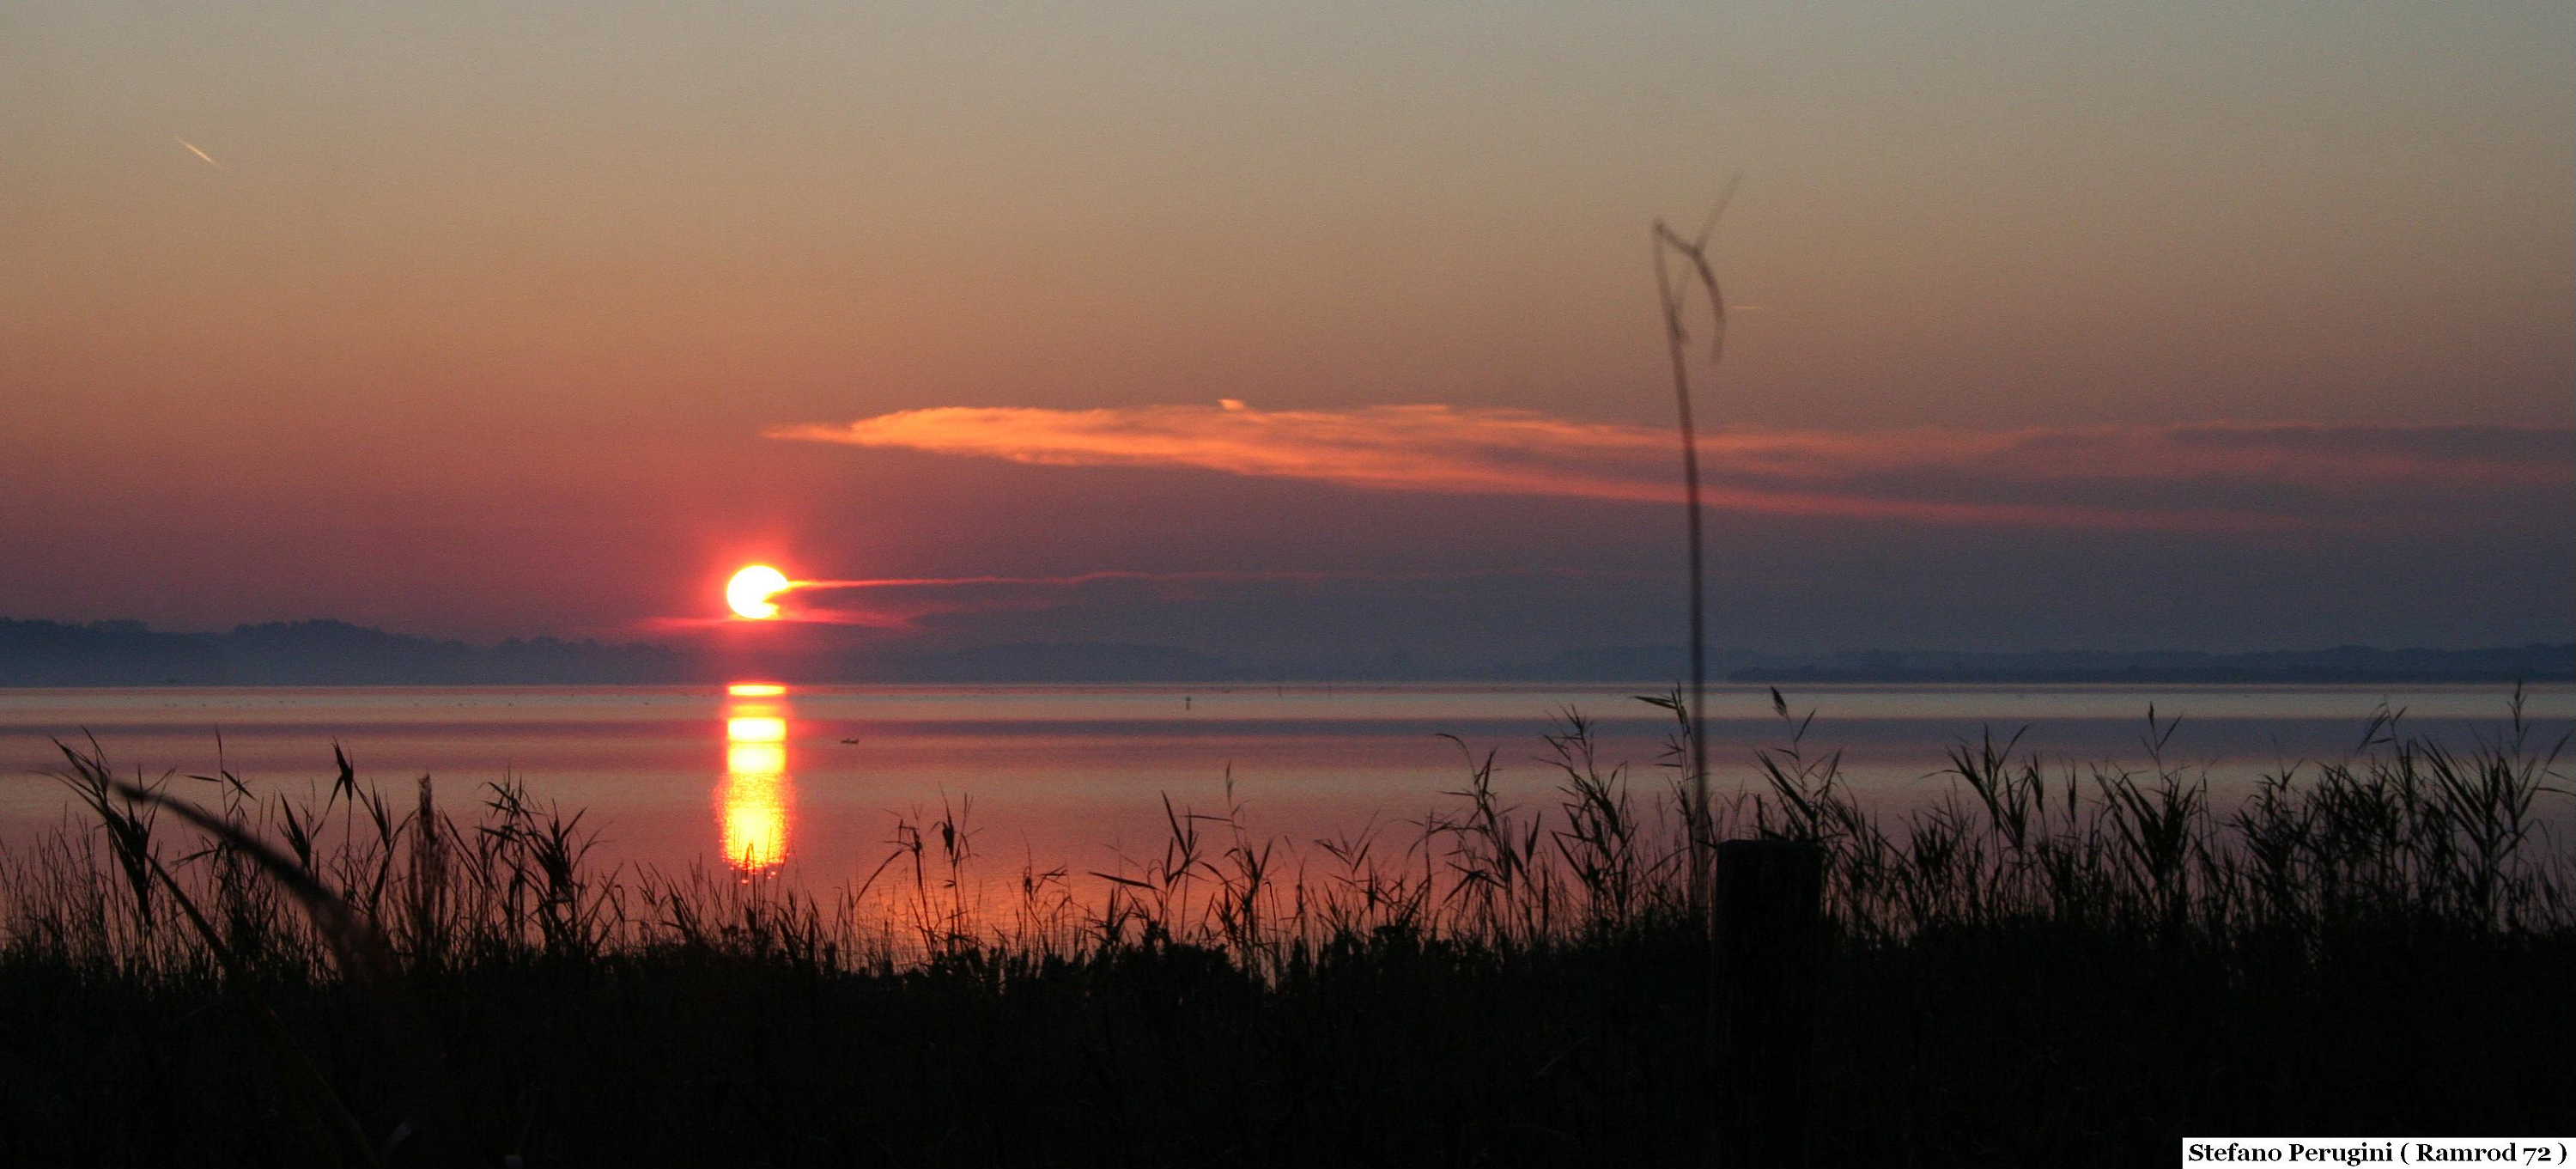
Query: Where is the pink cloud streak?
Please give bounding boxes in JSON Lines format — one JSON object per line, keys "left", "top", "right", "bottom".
{"left": 769, "top": 404, "right": 2572, "bottom": 532}
{"left": 641, "top": 567, "right": 1644, "bottom": 632}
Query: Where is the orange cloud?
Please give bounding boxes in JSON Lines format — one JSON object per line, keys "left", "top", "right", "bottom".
{"left": 769, "top": 405, "right": 2573, "bottom": 532}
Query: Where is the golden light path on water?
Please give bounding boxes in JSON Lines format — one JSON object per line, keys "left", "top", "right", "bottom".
{"left": 720, "top": 682, "right": 793, "bottom": 874}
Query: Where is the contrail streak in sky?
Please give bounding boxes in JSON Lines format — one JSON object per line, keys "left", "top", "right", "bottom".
{"left": 175, "top": 136, "right": 222, "bottom": 169}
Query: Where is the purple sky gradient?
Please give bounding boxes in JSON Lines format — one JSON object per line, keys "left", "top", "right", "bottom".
{"left": 4, "top": 1, "right": 2567, "bottom": 659}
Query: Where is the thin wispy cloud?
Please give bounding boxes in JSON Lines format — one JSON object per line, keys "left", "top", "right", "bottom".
{"left": 643, "top": 567, "right": 1643, "bottom": 632}
{"left": 770, "top": 405, "right": 2573, "bottom": 532}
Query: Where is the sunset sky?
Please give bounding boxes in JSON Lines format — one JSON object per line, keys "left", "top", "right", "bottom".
{"left": 4, "top": 1, "right": 2568, "bottom": 666}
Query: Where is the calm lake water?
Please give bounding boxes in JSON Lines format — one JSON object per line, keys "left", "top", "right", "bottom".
{"left": 4, "top": 682, "right": 2569, "bottom": 898}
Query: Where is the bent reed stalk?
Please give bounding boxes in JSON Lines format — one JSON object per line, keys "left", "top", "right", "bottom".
{"left": 1653, "top": 186, "right": 1737, "bottom": 923}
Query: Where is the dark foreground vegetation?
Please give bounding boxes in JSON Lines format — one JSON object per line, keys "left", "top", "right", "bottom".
{"left": 3, "top": 696, "right": 2569, "bottom": 1166}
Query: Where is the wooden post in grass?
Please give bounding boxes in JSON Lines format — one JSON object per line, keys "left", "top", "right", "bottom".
{"left": 1717, "top": 838, "right": 1823, "bottom": 1168}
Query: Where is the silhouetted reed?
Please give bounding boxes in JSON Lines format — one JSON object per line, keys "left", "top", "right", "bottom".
{"left": 3, "top": 693, "right": 2568, "bottom": 1166}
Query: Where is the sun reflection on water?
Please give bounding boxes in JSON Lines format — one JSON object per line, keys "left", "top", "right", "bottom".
{"left": 720, "top": 685, "right": 793, "bottom": 874}
{"left": 726, "top": 716, "right": 787, "bottom": 743}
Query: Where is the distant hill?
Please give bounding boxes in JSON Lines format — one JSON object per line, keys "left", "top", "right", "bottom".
{"left": 0, "top": 619, "right": 688, "bottom": 685}
{"left": 2, "top": 618, "right": 2567, "bottom": 685}
{"left": 0, "top": 620, "right": 1242, "bottom": 686}
{"left": 0, "top": 619, "right": 230, "bottom": 686}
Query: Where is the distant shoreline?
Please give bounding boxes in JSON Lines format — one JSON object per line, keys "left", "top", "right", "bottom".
{"left": 3, "top": 618, "right": 2567, "bottom": 686}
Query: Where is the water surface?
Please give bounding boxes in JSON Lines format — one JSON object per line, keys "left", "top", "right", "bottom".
{"left": 5, "top": 682, "right": 2566, "bottom": 898}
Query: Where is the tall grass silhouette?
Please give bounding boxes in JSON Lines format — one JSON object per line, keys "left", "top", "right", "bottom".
{"left": 1653, "top": 183, "right": 1737, "bottom": 920}
{"left": 5, "top": 695, "right": 2568, "bottom": 1165}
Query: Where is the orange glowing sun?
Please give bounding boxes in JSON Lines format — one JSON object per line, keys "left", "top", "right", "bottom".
{"left": 726, "top": 565, "right": 791, "bottom": 620}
